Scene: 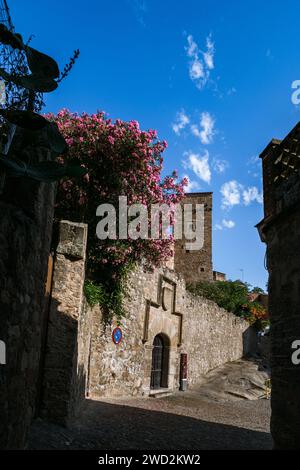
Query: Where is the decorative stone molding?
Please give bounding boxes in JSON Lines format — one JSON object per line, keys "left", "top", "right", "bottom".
{"left": 142, "top": 274, "right": 183, "bottom": 347}
{"left": 87, "top": 263, "right": 251, "bottom": 399}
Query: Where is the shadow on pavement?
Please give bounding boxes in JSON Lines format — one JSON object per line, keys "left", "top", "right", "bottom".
{"left": 29, "top": 398, "right": 272, "bottom": 450}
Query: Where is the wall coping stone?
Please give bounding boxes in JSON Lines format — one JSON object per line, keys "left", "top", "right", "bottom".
{"left": 57, "top": 220, "right": 88, "bottom": 260}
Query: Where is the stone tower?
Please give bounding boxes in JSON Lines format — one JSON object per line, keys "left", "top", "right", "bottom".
{"left": 174, "top": 192, "right": 213, "bottom": 284}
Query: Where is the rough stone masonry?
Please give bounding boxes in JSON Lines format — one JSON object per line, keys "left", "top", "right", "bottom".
{"left": 0, "top": 128, "right": 57, "bottom": 449}
{"left": 257, "top": 122, "right": 300, "bottom": 449}
{"left": 41, "top": 217, "right": 255, "bottom": 424}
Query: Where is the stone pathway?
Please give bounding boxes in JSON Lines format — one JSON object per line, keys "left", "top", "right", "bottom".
{"left": 29, "top": 359, "right": 272, "bottom": 450}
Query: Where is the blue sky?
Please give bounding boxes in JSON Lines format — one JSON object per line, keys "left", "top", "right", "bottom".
{"left": 10, "top": 0, "right": 300, "bottom": 289}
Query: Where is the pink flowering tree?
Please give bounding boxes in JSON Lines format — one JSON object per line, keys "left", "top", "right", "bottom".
{"left": 49, "top": 109, "right": 187, "bottom": 317}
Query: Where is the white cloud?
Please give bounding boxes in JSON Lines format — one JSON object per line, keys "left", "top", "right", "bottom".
{"left": 185, "top": 34, "right": 215, "bottom": 90}
{"left": 182, "top": 150, "right": 211, "bottom": 184}
{"left": 130, "top": 0, "right": 147, "bottom": 26}
{"left": 191, "top": 112, "right": 215, "bottom": 144}
{"left": 248, "top": 155, "right": 260, "bottom": 166}
{"left": 186, "top": 34, "right": 198, "bottom": 58}
{"left": 215, "top": 219, "right": 236, "bottom": 230}
{"left": 213, "top": 158, "right": 229, "bottom": 173}
{"left": 190, "top": 59, "right": 205, "bottom": 80}
{"left": 227, "top": 87, "right": 237, "bottom": 96}
{"left": 203, "top": 34, "right": 215, "bottom": 70}
{"left": 172, "top": 109, "right": 190, "bottom": 135}
{"left": 220, "top": 180, "right": 242, "bottom": 209}
{"left": 247, "top": 155, "right": 261, "bottom": 179}
{"left": 222, "top": 219, "right": 235, "bottom": 229}
{"left": 173, "top": 109, "right": 216, "bottom": 145}
{"left": 182, "top": 174, "right": 200, "bottom": 192}
{"left": 243, "top": 187, "right": 263, "bottom": 206}
{"left": 190, "top": 124, "right": 201, "bottom": 139}
{"left": 220, "top": 180, "right": 263, "bottom": 209}
{"left": 200, "top": 112, "right": 214, "bottom": 144}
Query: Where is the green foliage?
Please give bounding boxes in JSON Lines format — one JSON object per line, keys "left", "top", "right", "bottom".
{"left": 84, "top": 281, "right": 107, "bottom": 307}
{"left": 187, "top": 280, "right": 268, "bottom": 328}
{"left": 84, "top": 261, "right": 135, "bottom": 322}
{"left": 57, "top": 49, "right": 80, "bottom": 83}
{"left": 252, "top": 286, "right": 265, "bottom": 294}
{"left": 188, "top": 280, "right": 249, "bottom": 314}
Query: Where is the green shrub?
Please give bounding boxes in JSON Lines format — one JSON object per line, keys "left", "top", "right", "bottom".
{"left": 84, "top": 261, "right": 135, "bottom": 322}
{"left": 187, "top": 280, "right": 268, "bottom": 328}
{"left": 84, "top": 280, "right": 107, "bottom": 307}
{"left": 187, "top": 280, "right": 249, "bottom": 315}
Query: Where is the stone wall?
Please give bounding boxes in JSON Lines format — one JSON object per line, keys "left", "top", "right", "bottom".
{"left": 257, "top": 128, "right": 300, "bottom": 449}
{"left": 258, "top": 191, "right": 300, "bottom": 449}
{"left": 88, "top": 265, "right": 185, "bottom": 398}
{"left": 183, "top": 292, "right": 252, "bottom": 384}
{"left": 88, "top": 263, "right": 251, "bottom": 398}
{"left": 36, "top": 220, "right": 254, "bottom": 419}
{"left": 41, "top": 221, "right": 91, "bottom": 425}
{"left": 261, "top": 209, "right": 300, "bottom": 449}
{"left": 0, "top": 129, "right": 56, "bottom": 449}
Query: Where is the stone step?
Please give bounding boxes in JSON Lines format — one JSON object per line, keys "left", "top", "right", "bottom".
{"left": 149, "top": 388, "right": 173, "bottom": 398}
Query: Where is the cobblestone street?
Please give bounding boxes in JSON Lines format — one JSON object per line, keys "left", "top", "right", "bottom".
{"left": 30, "top": 395, "right": 271, "bottom": 450}
{"left": 30, "top": 360, "right": 272, "bottom": 450}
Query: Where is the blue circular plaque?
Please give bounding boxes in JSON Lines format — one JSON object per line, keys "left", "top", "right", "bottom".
{"left": 112, "top": 327, "right": 122, "bottom": 345}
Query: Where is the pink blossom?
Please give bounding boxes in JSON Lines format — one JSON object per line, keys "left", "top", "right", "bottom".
{"left": 51, "top": 109, "right": 185, "bottom": 274}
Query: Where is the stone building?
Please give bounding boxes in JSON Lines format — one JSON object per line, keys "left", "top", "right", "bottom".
{"left": 40, "top": 192, "right": 254, "bottom": 424}
{"left": 174, "top": 192, "right": 213, "bottom": 284}
{"left": 257, "top": 121, "right": 300, "bottom": 449}
{"left": 0, "top": 184, "right": 254, "bottom": 446}
{"left": 213, "top": 271, "right": 226, "bottom": 282}
{"left": 0, "top": 128, "right": 57, "bottom": 449}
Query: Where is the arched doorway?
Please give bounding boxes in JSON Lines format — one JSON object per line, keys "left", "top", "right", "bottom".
{"left": 150, "top": 334, "right": 169, "bottom": 389}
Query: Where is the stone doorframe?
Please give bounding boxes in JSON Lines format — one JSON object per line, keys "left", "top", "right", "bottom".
{"left": 141, "top": 274, "right": 183, "bottom": 395}
{"left": 142, "top": 274, "right": 183, "bottom": 346}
